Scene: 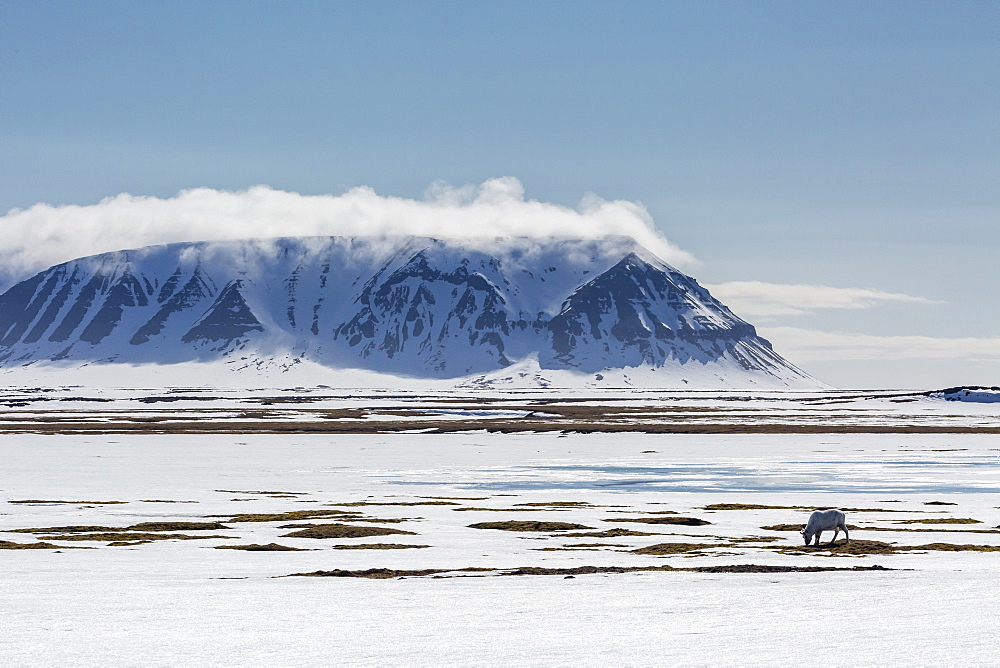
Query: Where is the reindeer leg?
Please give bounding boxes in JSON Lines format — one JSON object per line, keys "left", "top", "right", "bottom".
{"left": 831, "top": 527, "right": 840, "bottom": 545}
{"left": 843, "top": 524, "right": 850, "bottom": 542}
{"left": 813, "top": 530, "right": 822, "bottom": 546}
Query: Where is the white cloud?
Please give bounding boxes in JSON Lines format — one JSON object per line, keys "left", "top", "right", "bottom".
{"left": 0, "top": 177, "right": 693, "bottom": 284}
{"left": 704, "top": 281, "right": 939, "bottom": 317}
{"left": 760, "top": 326, "right": 1000, "bottom": 362}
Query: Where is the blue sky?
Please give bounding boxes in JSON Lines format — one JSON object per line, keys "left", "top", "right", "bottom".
{"left": 1, "top": 1, "right": 998, "bottom": 388}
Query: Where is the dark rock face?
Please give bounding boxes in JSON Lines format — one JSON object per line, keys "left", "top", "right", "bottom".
{"left": 333, "top": 250, "right": 519, "bottom": 373}
{"left": 181, "top": 281, "right": 263, "bottom": 347}
{"left": 131, "top": 268, "right": 217, "bottom": 345}
{"left": 543, "top": 253, "right": 775, "bottom": 372}
{"left": 0, "top": 236, "right": 811, "bottom": 383}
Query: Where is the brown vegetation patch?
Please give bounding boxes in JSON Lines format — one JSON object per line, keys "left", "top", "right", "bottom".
{"left": 453, "top": 507, "right": 553, "bottom": 512}
{"left": 857, "top": 526, "right": 1000, "bottom": 534}
{"left": 0, "top": 539, "right": 86, "bottom": 549}
{"left": 331, "top": 543, "right": 431, "bottom": 550}
{"left": 564, "top": 543, "right": 629, "bottom": 548}
{"left": 727, "top": 536, "right": 782, "bottom": 543}
{"left": 763, "top": 523, "right": 995, "bottom": 537}
{"left": 11, "top": 525, "right": 124, "bottom": 534}
{"left": 924, "top": 501, "right": 958, "bottom": 506}
{"left": 214, "top": 543, "right": 312, "bottom": 551}
{"left": 286, "top": 563, "right": 894, "bottom": 578}
{"left": 704, "top": 503, "right": 805, "bottom": 511}
{"left": 323, "top": 516, "right": 411, "bottom": 523}
{"left": 706, "top": 503, "right": 911, "bottom": 513}
{"left": 288, "top": 568, "right": 457, "bottom": 579}
{"left": 12, "top": 521, "right": 230, "bottom": 534}
{"left": 327, "top": 501, "right": 458, "bottom": 507}
{"left": 10, "top": 412, "right": 1000, "bottom": 435}
{"left": 907, "top": 543, "right": 1000, "bottom": 552}
{"left": 772, "top": 539, "right": 897, "bottom": 556}
{"left": 467, "top": 521, "right": 594, "bottom": 532}
{"left": 500, "top": 565, "right": 678, "bottom": 576}
{"left": 775, "top": 539, "right": 1000, "bottom": 556}
{"left": 419, "top": 496, "right": 489, "bottom": 501}
{"left": 140, "top": 500, "right": 198, "bottom": 504}
{"left": 38, "top": 532, "right": 231, "bottom": 542}
{"left": 632, "top": 542, "right": 715, "bottom": 555}
{"left": 8, "top": 499, "right": 126, "bottom": 505}
{"left": 214, "top": 510, "right": 365, "bottom": 523}
{"left": 215, "top": 490, "right": 308, "bottom": 496}
{"left": 558, "top": 528, "right": 662, "bottom": 538}
{"left": 690, "top": 564, "right": 890, "bottom": 573}
{"left": 513, "top": 502, "right": 595, "bottom": 508}
{"left": 279, "top": 524, "right": 417, "bottom": 539}
{"left": 128, "top": 522, "right": 231, "bottom": 531}
{"left": 831, "top": 507, "right": 915, "bottom": 513}
{"left": 274, "top": 515, "right": 410, "bottom": 527}
{"left": 606, "top": 517, "right": 711, "bottom": 526}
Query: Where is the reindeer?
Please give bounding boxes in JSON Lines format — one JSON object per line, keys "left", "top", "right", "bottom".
{"left": 801, "top": 509, "right": 849, "bottom": 546}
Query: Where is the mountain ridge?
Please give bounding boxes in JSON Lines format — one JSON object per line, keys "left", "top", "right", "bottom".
{"left": 0, "top": 235, "right": 818, "bottom": 388}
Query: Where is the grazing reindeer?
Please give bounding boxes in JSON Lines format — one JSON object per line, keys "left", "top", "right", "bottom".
{"left": 801, "top": 509, "right": 849, "bottom": 546}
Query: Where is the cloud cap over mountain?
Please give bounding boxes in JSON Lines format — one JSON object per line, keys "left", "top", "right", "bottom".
{"left": 0, "top": 178, "right": 693, "bottom": 287}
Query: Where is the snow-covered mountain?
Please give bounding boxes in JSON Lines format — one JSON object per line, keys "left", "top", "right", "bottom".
{"left": 0, "top": 236, "right": 818, "bottom": 388}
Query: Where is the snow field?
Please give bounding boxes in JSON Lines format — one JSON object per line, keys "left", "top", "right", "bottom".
{"left": 3, "top": 431, "right": 1000, "bottom": 664}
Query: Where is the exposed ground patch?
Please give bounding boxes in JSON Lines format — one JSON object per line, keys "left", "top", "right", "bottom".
{"left": 140, "top": 499, "right": 198, "bottom": 504}
{"left": 772, "top": 540, "right": 898, "bottom": 556}
{"left": 279, "top": 524, "right": 417, "bottom": 539}
{"left": 326, "top": 501, "right": 458, "bottom": 507}
{"left": 705, "top": 504, "right": 916, "bottom": 512}
{"left": 11, "top": 521, "right": 230, "bottom": 534}
{"left": 454, "top": 507, "right": 562, "bottom": 513}
{"left": 8, "top": 499, "right": 127, "bottom": 505}
{"left": 513, "top": 502, "right": 598, "bottom": 508}
{"left": 213, "top": 510, "right": 407, "bottom": 523}
{"left": 214, "top": 543, "right": 313, "bottom": 551}
{"left": 331, "top": 543, "right": 431, "bottom": 550}
{"left": 37, "top": 532, "right": 232, "bottom": 543}
{"left": 558, "top": 528, "right": 662, "bottom": 538}
{"left": 216, "top": 490, "right": 308, "bottom": 495}
{"left": 284, "top": 563, "right": 894, "bottom": 579}
{"left": 632, "top": 542, "right": 716, "bottom": 555}
{"left": 606, "top": 517, "right": 711, "bottom": 526}
{"left": 467, "top": 521, "right": 594, "bottom": 532}
{"left": 770, "top": 540, "right": 1000, "bottom": 556}
{"left": 0, "top": 540, "right": 88, "bottom": 549}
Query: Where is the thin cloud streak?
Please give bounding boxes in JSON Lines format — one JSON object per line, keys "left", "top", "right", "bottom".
{"left": 761, "top": 326, "right": 1000, "bottom": 362}
{"left": 706, "top": 281, "right": 939, "bottom": 318}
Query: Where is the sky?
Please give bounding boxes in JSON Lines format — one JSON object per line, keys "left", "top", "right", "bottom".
{"left": 1, "top": 0, "right": 997, "bottom": 389}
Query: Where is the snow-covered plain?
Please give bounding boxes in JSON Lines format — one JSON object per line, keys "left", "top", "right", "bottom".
{"left": 3, "top": 423, "right": 1000, "bottom": 664}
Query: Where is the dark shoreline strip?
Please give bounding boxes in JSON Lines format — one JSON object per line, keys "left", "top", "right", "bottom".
{"left": 282, "top": 563, "right": 893, "bottom": 579}
{"left": 3, "top": 421, "right": 999, "bottom": 435}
